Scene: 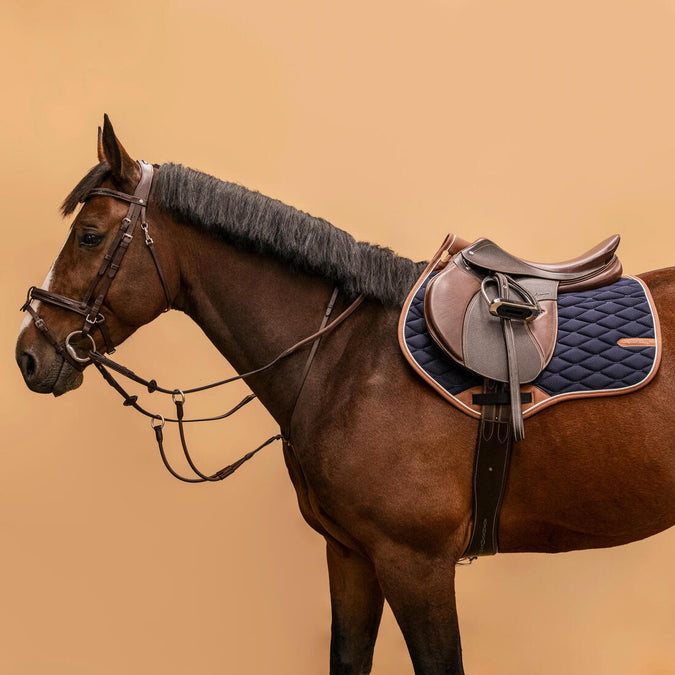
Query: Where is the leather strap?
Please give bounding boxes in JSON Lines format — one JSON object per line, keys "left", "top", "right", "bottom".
{"left": 462, "top": 380, "right": 514, "bottom": 559}
{"left": 21, "top": 161, "right": 169, "bottom": 359}
{"left": 286, "top": 286, "right": 340, "bottom": 433}
{"left": 92, "top": 289, "right": 364, "bottom": 483}
{"left": 21, "top": 160, "right": 365, "bottom": 484}
{"left": 496, "top": 273, "right": 525, "bottom": 441}
{"left": 88, "top": 292, "right": 364, "bottom": 395}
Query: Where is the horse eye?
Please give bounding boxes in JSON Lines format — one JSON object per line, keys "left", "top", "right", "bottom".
{"left": 79, "top": 232, "right": 104, "bottom": 248}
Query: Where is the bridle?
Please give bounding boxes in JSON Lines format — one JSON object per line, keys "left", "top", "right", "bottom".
{"left": 21, "top": 160, "right": 171, "bottom": 366}
{"left": 21, "top": 160, "right": 364, "bottom": 482}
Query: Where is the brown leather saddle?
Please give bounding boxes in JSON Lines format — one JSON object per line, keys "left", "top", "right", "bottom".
{"left": 400, "top": 233, "right": 657, "bottom": 558}
{"left": 423, "top": 235, "right": 622, "bottom": 440}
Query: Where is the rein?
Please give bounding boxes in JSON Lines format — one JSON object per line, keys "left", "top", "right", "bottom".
{"left": 21, "top": 160, "right": 364, "bottom": 483}
{"left": 89, "top": 288, "right": 362, "bottom": 483}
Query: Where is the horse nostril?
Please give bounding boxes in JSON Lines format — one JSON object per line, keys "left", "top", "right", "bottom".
{"left": 21, "top": 352, "right": 36, "bottom": 379}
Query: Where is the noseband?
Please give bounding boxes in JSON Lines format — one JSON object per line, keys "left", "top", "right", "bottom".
{"left": 21, "top": 160, "right": 364, "bottom": 482}
{"left": 21, "top": 160, "right": 171, "bottom": 366}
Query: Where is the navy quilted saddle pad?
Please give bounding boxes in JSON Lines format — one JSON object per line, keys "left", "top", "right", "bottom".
{"left": 400, "top": 273, "right": 661, "bottom": 420}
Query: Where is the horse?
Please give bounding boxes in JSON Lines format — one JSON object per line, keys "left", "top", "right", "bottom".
{"left": 16, "top": 117, "right": 675, "bottom": 674}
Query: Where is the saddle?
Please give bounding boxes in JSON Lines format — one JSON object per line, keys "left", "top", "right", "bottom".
{"left": 423, "top": 235, "right": 622, "bottom": 440}
{"left": 399, "top": 233, "right": 659, "bottom": 558}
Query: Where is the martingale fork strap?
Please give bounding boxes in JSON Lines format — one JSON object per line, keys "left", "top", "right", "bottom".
{"left": 90, "top": 287, "right": 364, "bottom": 483}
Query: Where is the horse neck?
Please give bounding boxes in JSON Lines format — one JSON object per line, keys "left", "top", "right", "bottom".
{"left": 169, "top": 222, "right": 336, "bottom": 428}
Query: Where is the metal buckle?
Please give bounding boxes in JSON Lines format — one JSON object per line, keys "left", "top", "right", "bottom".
{"left": 172, "top": 390, "right": 185, "bottom": 405}
{"left": 85, "top": 312, "right": 104, "bottom": 325}
{"left": 141, "top": 222, "right": 154, "bottom": 246}
{"left": 65, "top": 331, "right": 97, "bottom": 363}
{"left": 150, "top": 415, "right": 165, "bottom": 430}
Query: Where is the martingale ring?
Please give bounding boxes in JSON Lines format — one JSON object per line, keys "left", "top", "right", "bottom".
{"left": 65, "top": 331, "right": 97, "bottom": 363}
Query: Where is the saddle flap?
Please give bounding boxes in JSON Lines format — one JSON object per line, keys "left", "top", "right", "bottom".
{"left": 424, "top": 261, "right": 559, "bottom": 383}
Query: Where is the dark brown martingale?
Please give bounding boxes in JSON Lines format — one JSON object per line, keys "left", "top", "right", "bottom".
{"left": 16, "top": 117, "right": 675, "bottom": 675}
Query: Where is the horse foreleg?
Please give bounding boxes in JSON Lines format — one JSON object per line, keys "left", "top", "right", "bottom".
{"left": 326, "top": 541, "right": 384, "bottom": 675}
{"left": 375, "top": 549, "right": 464, "bottom": 675}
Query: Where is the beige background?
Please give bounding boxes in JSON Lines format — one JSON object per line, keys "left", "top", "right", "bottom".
{"left": 1, "top": 1, "right": 674, "bottom": 673}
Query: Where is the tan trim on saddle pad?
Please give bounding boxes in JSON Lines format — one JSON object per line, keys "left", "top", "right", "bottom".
{"left": 398, "top": 236, "right": 663, "bottom": 421}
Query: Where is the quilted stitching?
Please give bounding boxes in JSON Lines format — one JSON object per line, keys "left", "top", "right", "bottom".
{"left": 403, "top": 275, "right": 657, "bottom": 401}
{"left": 535, "top": 278, "right": 656, "bottom": 394}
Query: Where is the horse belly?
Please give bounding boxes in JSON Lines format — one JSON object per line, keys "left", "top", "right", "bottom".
{"left": 498, "top": 388, "right": 675, "bottom": 553}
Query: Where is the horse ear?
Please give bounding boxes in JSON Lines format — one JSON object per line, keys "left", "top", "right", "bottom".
{"left": 100, "top": 114, "right": 140, "bottom": 187}
{"left": 97, "top": 126, "right": 105, "bottom": 163}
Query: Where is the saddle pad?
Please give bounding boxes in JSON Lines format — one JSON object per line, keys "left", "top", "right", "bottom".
{"left": 399, "top": 271, "right": 661, "bottom": 420}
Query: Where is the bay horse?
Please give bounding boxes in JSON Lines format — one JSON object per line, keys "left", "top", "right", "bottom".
{"left": 16, "top": 118, "right": 675, "bottom": 674}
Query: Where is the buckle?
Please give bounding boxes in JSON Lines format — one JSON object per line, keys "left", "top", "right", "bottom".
{"left": 84, "top": 312, "right": 104, "bottom": 325}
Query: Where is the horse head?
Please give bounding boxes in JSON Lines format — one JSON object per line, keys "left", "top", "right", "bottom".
{"left": 16, "top": 116, "right": 177, "bottom": 395}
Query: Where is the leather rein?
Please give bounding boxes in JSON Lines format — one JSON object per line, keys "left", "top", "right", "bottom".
{"left": 21, "top": 160, "right": 364, "bottom": 483}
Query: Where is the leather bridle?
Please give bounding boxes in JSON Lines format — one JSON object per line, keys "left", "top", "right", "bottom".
{"left": 21, "top": 160, "right": 364, "bottom": 482}
{"left": 21, "top": 160, "right": 171, "bottom": 366}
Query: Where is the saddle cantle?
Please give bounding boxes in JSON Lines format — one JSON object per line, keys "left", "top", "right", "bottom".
{"left": 423, "top": 235, "right": 622, "bottom": 439}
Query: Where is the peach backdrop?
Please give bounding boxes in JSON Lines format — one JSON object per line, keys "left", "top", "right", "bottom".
{"left": 1, "top": 1, "right": 673, "bottom": 673}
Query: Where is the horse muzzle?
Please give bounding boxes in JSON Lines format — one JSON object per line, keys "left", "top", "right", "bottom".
{"left": 16, "top": 329, "right": 84, "bottom": 396}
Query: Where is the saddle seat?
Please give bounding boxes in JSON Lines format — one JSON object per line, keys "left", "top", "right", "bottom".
{"left": 423, "top": 234, "right": 624, "bottom": 440}
{"left": 461, "top": 234, "right": 621, "bottom": 291}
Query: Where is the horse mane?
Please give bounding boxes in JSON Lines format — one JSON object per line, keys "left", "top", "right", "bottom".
{"left": 61, "top": 162, "right": 111, "bottom": 217}
{"left": 62, "top": 162, "right": 427, "bottom": 306}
